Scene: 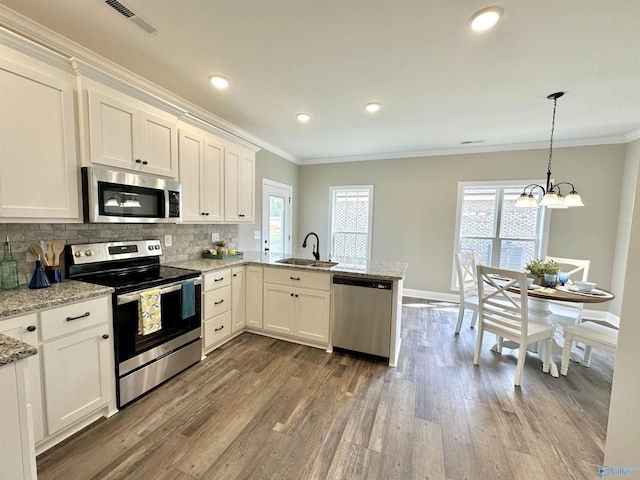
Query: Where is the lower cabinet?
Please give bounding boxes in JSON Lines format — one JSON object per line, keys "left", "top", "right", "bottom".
{"left": 231, "top": 266, "right": 246, "bottom": 332}
{"left": 245, "top": 266, "right": 263, "bottom": 329}
{"left": 0, "top": 295, "right": 115, "bottom": 455}
{"left": 202, "top": 268, "right": 232, "bottom": 353}
{"left": 262, "top": 267, "right": 330, "bottom": 345}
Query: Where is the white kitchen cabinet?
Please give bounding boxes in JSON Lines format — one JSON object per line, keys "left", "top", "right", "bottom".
{"left": 0, "top": 314, "right": 44, "bottom": 443}
{"left": 245, "top": 266, "right": 263, "bottom": 329}
{"left": 202, "top": 269, "right": 232, "bottom": 353}
{"left": 231, "top": 266, "right": 246, "bottom": 333}
{"left": 88, "top": 90, "right": 178, "bottom": 178}
{"left": 0, "top": 53, "right": 80, "bottom": 221}
{"left": 224, "top": 146, "right": 255, "bottom": 222}
{"left": 0, "top": 360, "right": 37, "bottom": 480}
{"left": 39, "top": 296, "right": 114, "bottom": 435}
{"left": 178, "top": 128, "right": 224, "bottom": 222}
{"left": 262, "top": 267, "right": 330, "bottom": 345}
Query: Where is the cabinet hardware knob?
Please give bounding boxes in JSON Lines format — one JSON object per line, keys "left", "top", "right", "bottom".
{"left": 27, "top": 326, "right": 36, "bottom": 332}
{"left": 290, "top": 276, "right": 300, "bottom": 281}
{"left": 214, "top": 325, "right": 224, "bottom": 332}
{"left": 295, "top": 294, "right": 299, "bottom": 297}
{"left": 214, "top": 299, "right": 224, "bottom": 305}
{"left": 290, "top": 293, "right": 294, "bottom": 296}
{"left": 239, "top": 214, "right": 245, "bottom": 217}
{"left": 205, "top": 213, "right": 210, "bottom": 216}
{"left": 142, "top": 160, "right": 148, "bottom": 165}
{"left": 201, "top": 212, "right": 206, "bottom": 215}
{"left": 135, "top": 159, "right": 142, "bottom": 163}
{"left": 66, "top": 312, "right": 90, "bottom": 322}
{"left": 233, "top": 273, "right": 237, "bottom": 277}
{"left": 102, "top": 334, "right": 110, "bottom": 339}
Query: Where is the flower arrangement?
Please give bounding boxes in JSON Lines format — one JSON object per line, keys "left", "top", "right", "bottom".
{"left": 524, "top": 259, "right": 559, "bottom": 277}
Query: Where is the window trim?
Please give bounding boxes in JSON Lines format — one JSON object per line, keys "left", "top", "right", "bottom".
{"left": 328, "top": 185, "right": 374, "bottom": 261}
{"left": 451, "top": 180, "right": 551, "bottom": 291}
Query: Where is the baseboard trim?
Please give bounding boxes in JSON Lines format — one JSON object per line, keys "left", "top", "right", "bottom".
{"left": 402, "top": 288, "right": 620, "bottom": 327}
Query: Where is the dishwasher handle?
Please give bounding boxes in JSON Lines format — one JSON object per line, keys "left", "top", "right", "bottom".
{"left": 332, "top": 275, "right": 392, "bottom": 290}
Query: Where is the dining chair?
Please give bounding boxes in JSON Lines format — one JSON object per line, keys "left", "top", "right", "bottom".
{"left": 545, "top": 256, "right": 591, "bottom": 323}
{"left": 561, "top": 321, "right": 618, "bottom": 375}
{"left": 454, "top": 252, "right": 479, "bottom": 334}
{"left": 474, "top": 265, "right": 555, "bottom": 387}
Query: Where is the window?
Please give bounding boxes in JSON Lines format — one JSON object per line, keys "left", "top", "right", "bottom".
{"left": 453, "top": 181, "right": 550, "bottom": 286}
{"left": 329, "top": 186, "right": 373, "bottom": 261}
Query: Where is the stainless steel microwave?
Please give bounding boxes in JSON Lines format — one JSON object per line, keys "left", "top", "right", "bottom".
{"left": 81, "top": 166, "right": 181, "bottom": 223}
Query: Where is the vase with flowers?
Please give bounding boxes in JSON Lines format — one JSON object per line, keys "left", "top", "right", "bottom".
{"left": 525, "top": 259, "right": 560, "bottom": 287}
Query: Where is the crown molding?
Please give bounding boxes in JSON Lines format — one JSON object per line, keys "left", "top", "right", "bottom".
{"left": 300, "top": 134, "right": 630, "bottom": 165}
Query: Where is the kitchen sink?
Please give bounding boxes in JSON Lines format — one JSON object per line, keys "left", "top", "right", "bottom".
{"left": 275, "top": 258, "right": 339, "bottom": 268}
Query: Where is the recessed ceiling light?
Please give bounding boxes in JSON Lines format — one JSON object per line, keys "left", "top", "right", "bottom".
{"left": 469, "top": 6, "right": 503, "bottom": 31}
{"left": 296, "top": 113, "right": 311, "bottom": 123}
{"left": 365, "top": 102, "right": 381, "bottom": 113}
{"left": 209, "top": 75, "right": 229, "bottom": 89}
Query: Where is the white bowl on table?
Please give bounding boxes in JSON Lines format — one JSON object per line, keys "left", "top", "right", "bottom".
{"left": 573, "top": 281, "right": 597, "bottom": 293}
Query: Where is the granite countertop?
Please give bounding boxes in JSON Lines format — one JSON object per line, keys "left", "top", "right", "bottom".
{"left": 0, "top": 281, "right": 114, "bottom": 319}
{"left": 170, "top": 251, "right": 408, "bottom": 281}
{"left": 0, "top": 334, "right": 37, "bottom": 366}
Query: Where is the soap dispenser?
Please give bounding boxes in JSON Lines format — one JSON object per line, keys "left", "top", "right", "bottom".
{"left": 0, "top": 236, "right": 19, "bottom": 290}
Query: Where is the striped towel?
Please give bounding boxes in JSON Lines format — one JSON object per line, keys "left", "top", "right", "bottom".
{"left": 138, "top": 289, "right": 162, "bottom": 335}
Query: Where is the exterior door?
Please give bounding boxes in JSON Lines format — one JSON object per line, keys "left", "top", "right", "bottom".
{"left": 262, "top": 179, "right": 292, "bottom": 255}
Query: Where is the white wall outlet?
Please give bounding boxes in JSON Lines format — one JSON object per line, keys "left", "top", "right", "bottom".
{"left": 254, "top": 230, "right": 261, "bottom": 240}
{"left": 211, "top": 232, "right": 220, "bottom": 242}
{"left": 164, "top": 234, "right": 172, "bottom": 247}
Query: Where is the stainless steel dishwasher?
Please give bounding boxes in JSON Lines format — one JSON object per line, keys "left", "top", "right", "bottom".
{"left": 332, "top": 275, "right": 393, "bottom": 359}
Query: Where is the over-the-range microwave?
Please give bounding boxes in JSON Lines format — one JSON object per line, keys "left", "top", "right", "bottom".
{"left": 81, "top": 166, "right": 181, "bottom": 223}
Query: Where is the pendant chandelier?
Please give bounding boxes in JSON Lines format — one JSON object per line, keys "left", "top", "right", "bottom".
{"left": 515, "top": 92, "right": 584, "bottom": 209}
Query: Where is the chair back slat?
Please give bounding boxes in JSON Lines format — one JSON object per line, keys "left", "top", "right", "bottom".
{"left": 455, "top": 253, "right": 477, "bottom": 302}
{"left": 545, "top": 256, "right": 590, "bottom": 282}
{"left": 476, "top": 265, "right": 529, "bottom": 340}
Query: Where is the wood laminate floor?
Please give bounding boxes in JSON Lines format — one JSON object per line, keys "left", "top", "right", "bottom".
{"left": 36, "top": 299, "right": 614, "bottom": 480}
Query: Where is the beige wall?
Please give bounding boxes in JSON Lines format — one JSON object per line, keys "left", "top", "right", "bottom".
{"left": 298, "top": 144, "right": 626, "bottom": 306}
{"left": 605, "top": 139, "right": 640, "bottom": 470}
{"left": 237, "top": 149, "right": 300, "bottom": 252}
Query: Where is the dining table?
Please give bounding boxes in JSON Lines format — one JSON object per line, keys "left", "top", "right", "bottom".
{"left": 488, "top": 277, "right": 615, "bottom": 377}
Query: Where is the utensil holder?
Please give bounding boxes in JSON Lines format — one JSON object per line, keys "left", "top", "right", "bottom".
{"left": 45, "top": 266, "right": 62, "bottom": 283}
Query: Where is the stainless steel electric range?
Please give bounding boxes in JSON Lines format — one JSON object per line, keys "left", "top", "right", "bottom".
{"left": 66, "top": 239, "right": 202, "bottom": 407}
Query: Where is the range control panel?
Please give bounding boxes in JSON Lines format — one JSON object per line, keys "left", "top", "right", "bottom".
{"left": 68, "top": 239, "right": 162, "bottom": 265}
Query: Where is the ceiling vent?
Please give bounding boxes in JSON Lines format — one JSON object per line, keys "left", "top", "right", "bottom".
{"left": 102, "top": 0, "right": 158, "bottom": 34}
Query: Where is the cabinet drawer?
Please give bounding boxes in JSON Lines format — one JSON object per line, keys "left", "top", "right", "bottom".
{"left": 204, "top": 269, "right": 231, "bottom": 291}
{"left": 264, "top": 267, "right": 330, "bottom": 291}
{"left": 203, "top": 310, "right": 231, "bottom": 349}
{"left": 203, "top": 285, "right": 231, "bottom": 319}
{"left": 40, "top": 296, "right": 110, "bottom": 341}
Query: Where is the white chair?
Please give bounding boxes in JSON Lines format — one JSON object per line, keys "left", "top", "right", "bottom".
{"left": 545, "top": 256, "right": 590, "bottom": 323}
{"left": 560, "top": 322, "right": 618, "bottom": 375}
{"left": 474, "top": 265, "right": 555, "bottom": 387}
{"left": 454, "top": 252, "right": 479, "bottom": 334}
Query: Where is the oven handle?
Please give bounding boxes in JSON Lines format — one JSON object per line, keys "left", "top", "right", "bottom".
{"left": 116, "top": 276, "right": 202, "bottom": 306}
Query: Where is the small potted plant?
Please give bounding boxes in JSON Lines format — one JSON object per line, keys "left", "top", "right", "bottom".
{"left": 215, "top": 239, "right": 227, "bottom": 255}
{"left": 525, "top": 259, "right": 559, "bottom": 286}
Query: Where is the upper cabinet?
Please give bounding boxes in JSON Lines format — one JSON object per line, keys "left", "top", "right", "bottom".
{"left": 87, "top": 90, "right": 178, "bottom": 178}
{"left": 178, "top": 127, "right": 224, "bottom": 222}
{"left": 0, "top": 44, "right": 80, "bottom": 222}
{"left": 224, "top": 145, "right": 255, "bottom": 223}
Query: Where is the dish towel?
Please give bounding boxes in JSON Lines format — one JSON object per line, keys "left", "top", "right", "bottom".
{"left": 139, "top": 288, "right": 162, "bottom": 335}
{"left": 181, "top": 280, "right": 196, "bottom": 319}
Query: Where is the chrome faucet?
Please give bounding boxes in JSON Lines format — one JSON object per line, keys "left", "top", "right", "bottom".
{"left": 302, "top": 232, "right": 320, "bottom": 261}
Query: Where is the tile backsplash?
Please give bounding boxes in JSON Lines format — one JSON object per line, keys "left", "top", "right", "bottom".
{"left": 0, "top": 223, "right": 238, "bottom": 285}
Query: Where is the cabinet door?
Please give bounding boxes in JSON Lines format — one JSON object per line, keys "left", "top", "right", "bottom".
{"left": 294, "top": 287, "right": 331, "bottom": 344}
{"left": 41, "top": 325, "right": 112, "bottom": 434}
{"left": 263, "top": 283, "right": 294, "bottom": 335}
{"left": 0, "top": 58, "right": 79, "bottom": 220}
{"left": 202, "top": 135, "right": 225, "bottom": 222}
{"left": 138, "top": 111, "right": 178, "bottom": 178}
{"left": 224, "top": 147, "right": 255, "bottom": 222}
{"left": 178, "top": 129, "right": 205, "bottom": 222}
{"left": 246, "top": 266, "right": 263, "bottom": 329}
{"left": 0, "top": 314, "right": 44, "bottom": 442}
{"left": 237, "top": 151, "right": 255, "bottom": 222}
{"left": 231, "top": 267, "right": 246, "bottom": 333}
{"left": 88, "top": 90, "right": 139, "bottom": 169}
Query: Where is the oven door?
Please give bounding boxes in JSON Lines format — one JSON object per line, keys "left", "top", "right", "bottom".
{"left": 114, "top": 278, "right": 202, "bottom": 375}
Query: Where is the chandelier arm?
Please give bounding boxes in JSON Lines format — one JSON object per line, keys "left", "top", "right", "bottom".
{"left": 553, "top": 181, "right": 578, "bottom": 194}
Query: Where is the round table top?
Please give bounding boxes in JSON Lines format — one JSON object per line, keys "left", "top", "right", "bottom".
{"left": 522, "top": 285, "right": 614, "bottom": 304}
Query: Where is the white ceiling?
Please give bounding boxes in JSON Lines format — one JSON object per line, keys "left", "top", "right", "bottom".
{"left": 2, "top": 0, "right": 640, "bottom": 164}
